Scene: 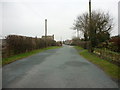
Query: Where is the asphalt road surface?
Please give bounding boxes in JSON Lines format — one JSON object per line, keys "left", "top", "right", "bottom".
{"left": 3, "top": 45, "right": 118, "bottom": 88}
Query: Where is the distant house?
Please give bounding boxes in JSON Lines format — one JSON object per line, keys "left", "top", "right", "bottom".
{"left": 42, "top": 35, "right": 54, "bottom": 40}
{"left": 56, "top": 41, "right": 62, "bottom": 46}
{"left": 64, "top": 40, "right": 73, "bottom": 45}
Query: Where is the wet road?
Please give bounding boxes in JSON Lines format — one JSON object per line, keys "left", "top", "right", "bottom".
{"left": 3, "top": 45, "right": 118, "bottom": 88}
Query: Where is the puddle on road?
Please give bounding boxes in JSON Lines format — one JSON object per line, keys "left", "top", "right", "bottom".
{"left": 65, "top": 61, "right": 89, "bottom": 67}
{"left": 68, "top": 46, "right": 74, "bottom": 48}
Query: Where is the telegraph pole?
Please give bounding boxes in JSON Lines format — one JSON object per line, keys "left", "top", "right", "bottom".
{"left": 45, "top": 19, "right": 47, "bottom": 47}
{"left": 89, "top": 0, "right": 91, "bottom": 20}
{"left": 77, "top": 29, "right": 79, "bottom": 38}
{"left": 89, "top": 0, "right": 92, "bottom": 52}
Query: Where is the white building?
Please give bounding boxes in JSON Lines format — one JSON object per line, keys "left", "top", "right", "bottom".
{"left": 42, "top": 35, "right": 54, "bottom": 40}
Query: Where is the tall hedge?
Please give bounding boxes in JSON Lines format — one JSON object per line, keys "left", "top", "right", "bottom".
{"left": 3, "top": 35, "right": 56, "bottom": 58}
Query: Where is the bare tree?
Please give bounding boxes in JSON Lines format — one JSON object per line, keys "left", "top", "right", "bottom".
{"left": 73, "top": 13, "right": 89, "bottom": 41}
{"left": 73, "top": 10, "right": 113, "bottom": 51}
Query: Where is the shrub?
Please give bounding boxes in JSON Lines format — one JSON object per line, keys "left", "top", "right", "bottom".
{"left": 3, "top": 35, "right": 57, "bottom": 58}
{"left": 94, "top": 48, "right": 120, "bottom": 64}
{"left": 109, "top": 36, "right": 120, "bottom": 52}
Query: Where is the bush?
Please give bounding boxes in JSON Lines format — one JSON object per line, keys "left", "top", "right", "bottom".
{"left": 97, "top": 36, "right": 120, "bottom": 53}
{"left": 71, "top": 37, "right": 90, "bottom": 49}
{"left": 109, "top": 36, "right": 120, "bottom": 52}
{"left": 3, "top": 35, "right": 57, "bottom": 58}
{"left": 94, "top": 48, "right": 120, "bottom": 64}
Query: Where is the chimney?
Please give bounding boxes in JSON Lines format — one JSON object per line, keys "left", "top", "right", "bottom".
{"left": 45, "top": 19, "right": 47, "bottom": 37}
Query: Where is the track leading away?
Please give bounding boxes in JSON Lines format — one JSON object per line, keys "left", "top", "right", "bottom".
{"left": 3, "top": 45, "right": 118, "bottom": 88}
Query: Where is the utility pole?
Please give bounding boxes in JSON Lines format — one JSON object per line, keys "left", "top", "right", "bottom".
{"left": 45, "top": 19, "right": 47, "bottom": 47}
{"left": 89, "top": 0, "right": 91, "bottom": 21}
{"left": 77, "top": 29, "right": 79, "bottom": 38}
{"left": 89, "top": 0, "right": 92, "bottom": 52}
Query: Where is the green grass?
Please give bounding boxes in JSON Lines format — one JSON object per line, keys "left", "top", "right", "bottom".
{"left": 75, "top": 46, "right": 120, "bottom": 80}
{"left": 2, "top": 46, "right": 61, "bottom": 66}
{"left": 74, "top": 46, "right": 84, "bottom": 50}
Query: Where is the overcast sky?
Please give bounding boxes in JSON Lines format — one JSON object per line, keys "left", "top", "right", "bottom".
{"left": 0, "top": 0, "right": 119, "bottom": 41}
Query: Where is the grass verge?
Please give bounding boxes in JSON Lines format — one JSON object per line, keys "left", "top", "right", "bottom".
{"left": 75, "top": 46, "right": 120, "bottom": 80}
{"left": 2, "top": 46, "right": 61, "bottom": 66}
